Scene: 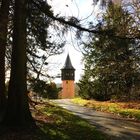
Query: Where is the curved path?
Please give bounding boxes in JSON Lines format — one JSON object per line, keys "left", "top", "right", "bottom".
{"left": 51, "top": 99, "right": 140, "bottom": 140}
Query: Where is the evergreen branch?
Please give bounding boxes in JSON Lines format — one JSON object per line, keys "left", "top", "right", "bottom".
{"left": 31, "top": 0, "right": 140, "bottom": 40}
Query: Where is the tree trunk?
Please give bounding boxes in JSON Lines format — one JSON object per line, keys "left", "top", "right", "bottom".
{"left": 4, "top": 0, "right": 33, "bottom": 126}
{"left": 0, "top": 0, "right": 9, "bottom": 119}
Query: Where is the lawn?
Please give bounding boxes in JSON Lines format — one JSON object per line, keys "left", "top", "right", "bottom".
{"left": 72, "top": 98, "right": 140, "bottom": 121}
{"left": 35, "top": 102, "right": 107, "bottom": 140}
{"left": 0, "top": 101, "right": 107, "bottom": 140}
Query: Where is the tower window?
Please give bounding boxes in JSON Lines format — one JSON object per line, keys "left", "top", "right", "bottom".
{"left": 66, "top": 73, "right": 69, "bottom": 76}
{"left": 66, "top": 81, "right": 68, "bottom": 84}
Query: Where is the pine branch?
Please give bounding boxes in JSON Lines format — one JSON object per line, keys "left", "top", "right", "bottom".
{"left": 31, "top": 0, "right": 140, "bottom": 40}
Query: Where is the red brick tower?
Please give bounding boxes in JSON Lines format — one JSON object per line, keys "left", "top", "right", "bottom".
{"left": 61, "top": 54, "right": 75, "bottom": 98}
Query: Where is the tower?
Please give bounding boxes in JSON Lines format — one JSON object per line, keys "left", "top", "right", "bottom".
{"left": 61, "top": 54, "right": 75, "bottom": 98}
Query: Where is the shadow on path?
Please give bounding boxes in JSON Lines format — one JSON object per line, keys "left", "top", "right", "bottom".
{"left": 51, "top": 99, "right": 140, "bottom": 140}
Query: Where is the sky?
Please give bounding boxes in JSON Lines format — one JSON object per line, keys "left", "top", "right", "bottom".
{"left": 46, "top": 0, "right": 130, "bottom": 83}
{"left": 46, "top": 0, "right": 102, "bottom": 83}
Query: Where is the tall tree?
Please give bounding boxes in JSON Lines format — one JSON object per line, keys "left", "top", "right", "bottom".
{"left": 4, "top": 0, "right": 33, "bottom": 125}
{"left": 0, "top": 0, "right": 9, "bottom": 117}
{"left": 78, "top": 2, "right": 140, "bottom": 101}
{"left": 5, "top": 0, "right": 65, "bottom": 82}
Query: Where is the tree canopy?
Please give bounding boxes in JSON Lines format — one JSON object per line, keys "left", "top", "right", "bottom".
{"left": 78, "top": 1, "right": 140, "bottom": 101}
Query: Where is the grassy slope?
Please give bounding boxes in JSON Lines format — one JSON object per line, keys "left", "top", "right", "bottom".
{"left": 36, "top": 103, "right": 107, "bottom": 140}
{"left": 0, "top": 102, "right": 107, "bottom": 140}
{"left": 72, "top": 98, "right": 140, "bottom": 121}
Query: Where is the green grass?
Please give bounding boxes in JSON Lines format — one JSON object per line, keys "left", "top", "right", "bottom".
{"left": 0, "top": 102, "right": 108, "bottom": 140}
{"left": 36, "top": 103, "right": 107, "bottom": 140}
{"left": 72, "top": 98, "right": 140, "bottom": 121}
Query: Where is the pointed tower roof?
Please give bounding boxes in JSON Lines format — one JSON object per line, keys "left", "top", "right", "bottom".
{"left": 62, "top": 54, "right": 75, "bottom": 70}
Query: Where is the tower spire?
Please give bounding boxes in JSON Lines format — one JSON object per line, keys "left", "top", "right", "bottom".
{"left": 62, "top": 53, "right": 75, "bottom": 70}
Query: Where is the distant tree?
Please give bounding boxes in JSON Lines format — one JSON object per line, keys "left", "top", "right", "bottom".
{"left": 29, "top": 78, "right": 61, "bottom": 99}
{"left": 78, "top": 65, "right": 94, "bottom": 100}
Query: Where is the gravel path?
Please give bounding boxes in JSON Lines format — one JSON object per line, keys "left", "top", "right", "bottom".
{"left": 51, "top": 99, "right": 140, "bottom": 140}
